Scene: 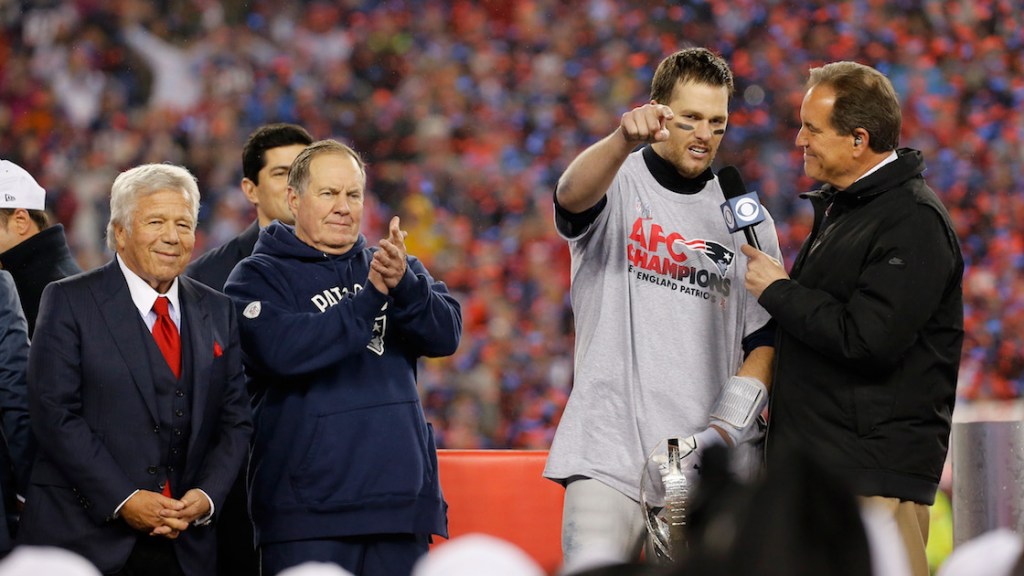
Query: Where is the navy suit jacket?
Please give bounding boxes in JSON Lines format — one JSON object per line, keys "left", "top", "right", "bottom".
{"left": 19, "top": 260, "right": 252, "bottom": 576}
{"left": 0, "top": 271, "right": 30, "bottom": 555}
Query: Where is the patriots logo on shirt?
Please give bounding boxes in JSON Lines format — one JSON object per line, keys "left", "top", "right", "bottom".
{"left": 635, "top": 197, "right": 652, "bottom": 220}
{"left": 672, "top": 238, "right": 735, "bottom": 275}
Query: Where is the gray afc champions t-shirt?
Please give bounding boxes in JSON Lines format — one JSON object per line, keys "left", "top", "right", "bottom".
{"left": 544, "top": 150, "right": 781, "bottom": 499}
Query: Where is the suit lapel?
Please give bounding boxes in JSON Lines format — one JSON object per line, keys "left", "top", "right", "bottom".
{"left": 92, "top": 261, "right": 159, "bottom": 424}
{"left": 179, "top": 277, "right": 211, "bottom": 450}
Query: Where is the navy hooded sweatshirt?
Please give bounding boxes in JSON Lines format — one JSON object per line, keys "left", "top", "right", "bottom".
{"left": 224, "top": 222, "right": 461, "bottom": 545}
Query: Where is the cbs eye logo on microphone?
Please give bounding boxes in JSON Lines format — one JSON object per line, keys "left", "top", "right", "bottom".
{"left": 721, "top": 193, "right": 764, "bottom": 233}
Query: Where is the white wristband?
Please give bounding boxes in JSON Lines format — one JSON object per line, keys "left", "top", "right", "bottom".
{"left": 709, "top": 375, "right": 768, "bottom": 430}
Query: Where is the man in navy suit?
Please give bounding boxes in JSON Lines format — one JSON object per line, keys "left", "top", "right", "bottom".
{"left": 19, "top": 163, "right": 253, "bottom": 576}
{"left": 0, "top": 271, "right": 30, "bottom": 556}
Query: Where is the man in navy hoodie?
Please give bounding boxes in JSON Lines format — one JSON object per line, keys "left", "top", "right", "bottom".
{"left": 224, "top": 139, "right": 462, "bottom": 576}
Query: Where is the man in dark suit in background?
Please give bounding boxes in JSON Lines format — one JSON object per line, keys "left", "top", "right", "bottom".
{"left": 185, "top": 122, "right": 311, "bottom": 576}
{"left": 19, "top": 163, "right": 252, "bottom": 576}
{"left": 0, "top": 271, "right": 30, "bottom": 556}
{"left": 187, "top": 123, "right": 312, "bottom": 291}
{"left": 0, "top": 159, "right": 81, "bottom": 337}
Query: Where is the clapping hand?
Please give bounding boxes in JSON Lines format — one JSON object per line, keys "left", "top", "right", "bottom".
{"left": 369, "top": 216, "right": 409, "bottom": 294}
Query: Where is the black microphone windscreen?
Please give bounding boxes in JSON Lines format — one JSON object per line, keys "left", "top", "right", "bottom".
{"left": 718, "top": 166, "right": 747, "bottom": 199}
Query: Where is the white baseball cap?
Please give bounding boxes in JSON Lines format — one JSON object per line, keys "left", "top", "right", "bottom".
{"left": 0, "top": 159, "right": 45, "bottom": 210}
{"left": 938, "top": 528, "right": 1024, "bottom": 576}
{"left": 0, "top": 546, "right": 102, "bottom": 576}
{"left": 412, "top": 534, "right": 544, "bottom": 576}
{"left": 278, "top": 562, "right": 354, "bottom": 576}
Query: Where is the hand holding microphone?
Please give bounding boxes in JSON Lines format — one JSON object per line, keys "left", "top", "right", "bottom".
{"left": 717, "top": 166, "right": 788, "bottom": 297}
{"left": 742, "top": 245, "right": 788, "bottom": 298}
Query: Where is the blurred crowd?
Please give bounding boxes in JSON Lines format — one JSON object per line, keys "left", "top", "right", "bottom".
{"left": 1, "top": 0, "right": 1021, "bottom": 449}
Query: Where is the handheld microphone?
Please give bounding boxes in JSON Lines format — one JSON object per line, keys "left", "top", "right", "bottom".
{"left": 718, "top": 166, "right": 763, "bottom": 250}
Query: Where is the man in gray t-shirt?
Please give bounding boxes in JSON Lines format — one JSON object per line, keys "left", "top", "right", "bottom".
{"left": 544, "top": 48, "right": 782, "bottom": 573}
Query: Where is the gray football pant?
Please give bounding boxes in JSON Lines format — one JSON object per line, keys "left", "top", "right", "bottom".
{"left": 559, "top": 477, "right": 646, "bottom": 575}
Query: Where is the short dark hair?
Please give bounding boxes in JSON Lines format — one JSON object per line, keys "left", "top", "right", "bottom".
{"left": 650, "top": 48, "right": 734, "bottom": 104}
{"left": 241, "top": 123, "right": 314, "bottom": 184}
{"left": 0, "top": 208, "right": 50, "bottom": 231}
{"left": 807, "top": 61, "right": 902, "bottom": 152}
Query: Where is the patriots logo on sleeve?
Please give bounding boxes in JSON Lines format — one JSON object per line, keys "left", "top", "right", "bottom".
{"left": 367, "top": 313, "right": 386, "bottom": 356}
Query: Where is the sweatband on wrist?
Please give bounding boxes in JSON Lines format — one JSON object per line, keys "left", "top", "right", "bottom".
{"left": 709, "top": 375, "right": 768, "bottom": 430}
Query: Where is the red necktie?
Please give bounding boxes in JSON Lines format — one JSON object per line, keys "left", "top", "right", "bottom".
{"left": 152, "top": 296, "right": 179, "bottom": 498}
{"left": 152, "top": 296, "right": 181, "bottom": 379}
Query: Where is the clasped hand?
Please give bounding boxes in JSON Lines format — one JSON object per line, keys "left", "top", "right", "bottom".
{"left": 120, "top": 488, "right": 211, "bottom": 539}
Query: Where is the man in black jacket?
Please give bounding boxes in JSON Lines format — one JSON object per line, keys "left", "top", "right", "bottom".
{"left": 741, "top": 61, "right": 963, "bottom": 576}
{"left": 187, "top": 123, "right": 312, "bottom": 291}
{"left": 0, "top": 160, "right": 81, "bottom": 337}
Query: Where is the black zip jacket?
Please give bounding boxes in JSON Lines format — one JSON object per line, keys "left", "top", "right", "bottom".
{"left": 760, "top": 148, "right": 963, "bottom": 504}
{"left": 0, "top": 224, "right": 81, "bottom": 337}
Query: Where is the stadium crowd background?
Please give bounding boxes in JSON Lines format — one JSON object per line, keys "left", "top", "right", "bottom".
{"left": 1, "top": 0, "right": 1021, "bottom": 450}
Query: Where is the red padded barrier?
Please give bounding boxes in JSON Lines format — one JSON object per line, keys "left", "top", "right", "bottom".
{"left": 432, "top": 449, "right": 564, "bottom": 573}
